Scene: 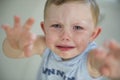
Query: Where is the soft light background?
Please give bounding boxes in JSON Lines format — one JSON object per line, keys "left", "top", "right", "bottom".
{"left": 0, "top": 0, "right": 120, "bottom": 80}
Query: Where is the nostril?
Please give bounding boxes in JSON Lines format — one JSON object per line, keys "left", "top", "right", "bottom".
{"left": 60, "top": 29, "right": 71, "bottom": 41}
{"left": 61, "top": 35, "right": 70, "bottom": 41}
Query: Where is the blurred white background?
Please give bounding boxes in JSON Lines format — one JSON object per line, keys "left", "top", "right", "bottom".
{"left": 0, "top": 0, "right": 120, "bottom": 80}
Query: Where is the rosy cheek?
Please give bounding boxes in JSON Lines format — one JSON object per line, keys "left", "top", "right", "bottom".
{"left": 74, "top": 36, "right": 89, "bottom": 48}
{"left": 46, "top": 35, "right": 56, "bottom": 45}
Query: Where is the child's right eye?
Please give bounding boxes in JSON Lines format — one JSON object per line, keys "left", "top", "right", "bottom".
{"left": 51, "top": 24, "right": 62, "bottom": 28}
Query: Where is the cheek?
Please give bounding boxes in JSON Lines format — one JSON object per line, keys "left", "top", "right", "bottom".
{"left": 74, "top": 33, "right": 90, "bottom": 43}
{"left": 74, "top": 34, "right": 91, "bottom": 50}
{"left": 45, "top": 33, "right": 58, "bottom": 46}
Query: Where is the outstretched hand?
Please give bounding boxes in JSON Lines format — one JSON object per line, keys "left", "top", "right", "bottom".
{"left": 2, "top": 16, "right": 37, "bottom": 57}
{"left": 93, "top": 40, "right": 120, "bottom": 79}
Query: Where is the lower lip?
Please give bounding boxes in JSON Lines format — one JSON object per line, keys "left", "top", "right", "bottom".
{"left": 56, "top": 46, "right": 74, "bottom": 51}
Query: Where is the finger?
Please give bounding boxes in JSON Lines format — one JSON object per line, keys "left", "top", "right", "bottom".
{"left": 101, "top": 53, "right": 120, "bottom": 78}
{"left": 100, "top": 64, "right": 110, "bottom": 77}
{"left": 14, "top": 16, "right": 21, "bottom": 28}
{"left": 94, "top": 47, "right": 108, "bottom": 60}
{"left": 20, "top": 32, "right": 37, "bottom": 46}
{"left": 1, "top": 24, "right": 12, "bottom": 35}
{"left": 104, "top": 40, "right": 120, "bottom": 51}
{"left": 104, "top": 40, "right": 120, "bottom": 58}
{"left": 24, "top": 44, "right": 33, "bottom": 57}
{"left": 23, "top": 17, "right": 35, "bottom": 31}
{"left": 31, "top": 33, "right": 37, "bottom": 41}
{"left": 19, "top": 32, "right": 36, "bottom": 52}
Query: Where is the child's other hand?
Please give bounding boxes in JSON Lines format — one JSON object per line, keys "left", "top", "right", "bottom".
{"left": 2, "top": 16, "right": 37, "bottom": 57}
{"left": 94, "top": 40, "right": 120, "bottom": 79}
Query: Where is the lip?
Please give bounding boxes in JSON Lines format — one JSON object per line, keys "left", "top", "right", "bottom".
{"left": 56, "top": 45, "right": 75, "bottom": 51}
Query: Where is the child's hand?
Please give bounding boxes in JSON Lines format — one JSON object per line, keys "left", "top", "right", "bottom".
{"left": 94, "top": 40, "right": 120, "bottom": 79}
{"left": 2, "top": 16, "right": 37, "bottom": 57}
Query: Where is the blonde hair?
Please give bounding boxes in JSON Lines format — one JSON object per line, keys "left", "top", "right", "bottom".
{"left": 44, "top": 0, "right": 100, "bottom": 25}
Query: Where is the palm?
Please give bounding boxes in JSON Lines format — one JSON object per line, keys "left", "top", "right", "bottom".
{"left": 2, "top": 16, "right": 36, "bottom": 57}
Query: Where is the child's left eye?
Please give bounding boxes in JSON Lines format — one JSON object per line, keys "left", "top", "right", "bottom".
{"left": 73, "top": 26, "right": 83, "bottom": 30}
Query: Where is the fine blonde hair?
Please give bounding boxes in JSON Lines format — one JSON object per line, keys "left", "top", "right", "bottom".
{"left": 44, "top": 0, "right": 100, "bottom": 25}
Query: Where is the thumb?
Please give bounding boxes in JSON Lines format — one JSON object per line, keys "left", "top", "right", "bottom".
{"left": 24, "top": 44, "right": 33, "bottom": 57}
{"left": 94, "top": 47, "right": 112, "bottom": 77}
{"left": 91, "top": 47, "right": 108, "bottom": 70}
{"left": 22, "top": 33, "right": 37, "bottom": 57}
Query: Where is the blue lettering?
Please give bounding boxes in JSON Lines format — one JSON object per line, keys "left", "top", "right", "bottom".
{"left": 68, "top": 77, "right": 75, "bottom": 80}
{"left": 43, "top": 68, "right": 55, "bottom": 75}
{"left": 43, "top": 68, "right": 75, "bottom": 80}
{"left": 57, "top": 70, "right": 65, "bottom": 77}
{"left": 63, "top": 75, "right": 66, "bottom": 80}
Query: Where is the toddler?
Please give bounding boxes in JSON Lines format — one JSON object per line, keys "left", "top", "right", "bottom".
{"left": 2, "top": 0, "right": 120, "bottom": 80}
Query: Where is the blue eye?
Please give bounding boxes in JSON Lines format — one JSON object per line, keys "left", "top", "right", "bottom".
{"left": 51, "top": 24, "right": 61, "bottom": 28}
{"left": 73, "top": 26, "right": 83, "bottom": 30}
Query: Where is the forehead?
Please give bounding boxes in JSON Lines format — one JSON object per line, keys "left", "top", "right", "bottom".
{"left": 45, "top": 2, "right": 93, "bottom": 25}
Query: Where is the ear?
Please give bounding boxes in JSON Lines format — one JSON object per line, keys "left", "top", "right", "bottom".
{"left": 40, "top": 21, "right": 46, "bottom": 34}
{"left": 90, "top": 27, "right": 102, "bottom": 42}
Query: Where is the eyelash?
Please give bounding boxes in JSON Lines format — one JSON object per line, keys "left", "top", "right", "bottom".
{"left": 51, "top": 24, "right": 62, "bottom": 28}
{"left": 51, "top": 24, "right": 84, "bottom": 31}
{"left": 73, "top": 26, "right": 84, "bottom": 30}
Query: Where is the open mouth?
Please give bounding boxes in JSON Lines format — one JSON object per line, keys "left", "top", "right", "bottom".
{"left": 56, "top": 45, "right": 75, "bottom": 51}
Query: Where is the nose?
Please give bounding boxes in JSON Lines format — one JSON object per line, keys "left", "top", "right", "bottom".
{"left": 60, "top": 29, "right": 71, "bottom": 41}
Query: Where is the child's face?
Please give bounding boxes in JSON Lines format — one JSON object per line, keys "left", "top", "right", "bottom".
{"left": 41, "top": 2, "right": 101, "bottom": 60}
